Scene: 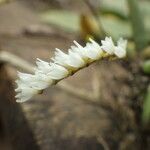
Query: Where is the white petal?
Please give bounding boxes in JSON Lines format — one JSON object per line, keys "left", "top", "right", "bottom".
{"left": 53, "top": 46, "right": 86, "bottom": 69}
{"left": 114, "top": 38, "right": 127, "bottom": 58}
{"left": 114, "top": 46, "right": 126, "bottom": 58}
{"left": 101, "top": 37, "right": 115, "bottom": 54}
{"left": 17, "top": 72, "right": 47, "bottom": 90}
{"left": 15, "top": 86, "right": 39, "bottom": 103}
{"left": 117, "top": 38, "right": 127, "bottom": 50}
{"left": 36, "top": 58, "right": 51, "bottom": 74}
{"left": 72, "top": 41, "right": 87, "bottom": 58}
{"left": 52, "top": 48, "right": 69, "bottom": 67}
{"left": 15, "top": 72, "right": 51, "bottom": 102}
{"left": 17, "top": 72, "right": 34, "bottom": 81}
{"left": 33, "top": 73, "right": 52, "bottom": 89}
{"left": 85, "top": 43, "right": 99, "bottom": 60}
{"left": 85, "top": 39, "right": 103, "bottom": 60}
{"left": 66, "top": 49, "right": 85, "bottom": 68}
{"left": 48, "top": 63, "right": 69, "bottom": 79}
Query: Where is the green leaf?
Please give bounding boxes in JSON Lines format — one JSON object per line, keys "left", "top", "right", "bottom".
{"left": 101, "top": 16, "right": 132, "bottom": 40}
{"left": 40, "top": 6, "right": 150, "bottom": 42}
{"left": 40, "top": 10, "right": 79, "bottom": 32}
{"left": 100, "top": 0, "right": 150, "bottom": 35}
{"left": 142, "top": 60, "right": 150, "bottom": 74}
{"left": 100, "top": 0, "right": 128, "bottom": 20}
{"left": 40, "top": 10, "right": 131, "bottom": 39}
{"left": 127, "top": 0, "right": 148, "bottom": 51}
{"left": 142, "top": 86, "right": 150, "bottom": 124}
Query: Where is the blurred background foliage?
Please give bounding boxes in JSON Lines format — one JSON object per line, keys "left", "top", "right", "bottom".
{"left": 39, "top": 0, "right": 150, "bottom": 123}
{"left": 40, "top": 0, "right": 150, "bottom": 41}
{"left": 0, "top": 0, "right": 149, "bottom": 149}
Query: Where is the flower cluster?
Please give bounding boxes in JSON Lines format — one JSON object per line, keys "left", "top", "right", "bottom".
{"left": 15, "top": 37, "right": 127, "bottom": 103}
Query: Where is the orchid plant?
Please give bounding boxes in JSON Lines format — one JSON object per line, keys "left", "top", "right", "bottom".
{"left": 15, "top": 37, "right": 127, "bottom": 102}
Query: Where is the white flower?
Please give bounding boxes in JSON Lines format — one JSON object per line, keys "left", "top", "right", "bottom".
{"left": 15, "top": 72, "right": 53, "bottom": 102}
{"left": 15, "top": 85, "right": 39, "bottom": 103}
{"left": 52, "top": 48, "right": 69, "bottom": 67}
{"left": 34, "top": 72, "right": 53, "bottom": 87}
{"left": 114, "top": 38, "right": 127, "bottom": 58}
{"left": 52, "top": 47, "right": 85, "bottom": 69}
{"left": 36, "top": 59, "right": 69, "bottom": 80}
{"left": 101, "top": 37, "right": 115, "bottom": 54}
{"left": 114, "top": 47, "right": 126, "bottom": 58}
{"left": 15, "top": 73, "right": 42, "bottom": 102}
{"left": 85, "top": 38, "right": 103, "bottom": 60}
{"left": 35, "top": 58, "right": 51, "bottom": 74}
{"left": 15, "top": 37, "right": 127, "bottom": 103}
{"left": 16, "top": 72, "right": 44, "bottom": 90}
{"left": 117, "top": 38, "right": 127, "bottom": 50}
{"left": 35, "top": 59, "right": 56, "bottom": 84}
{"left": 67, "top": 49, "right": 85, "bottom": 68}
{"left": 71, "top": 41, "right": 88, "bottom": 60}
{"left": 47, "top": 63, "right": 69, "bottom": 80}
{"left": 72, "top": 39, "right": 103, "bottom": 62}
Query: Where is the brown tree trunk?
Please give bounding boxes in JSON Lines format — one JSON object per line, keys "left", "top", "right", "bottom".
{"left": 0, "top": 63, "right": 39, "bottom": 150}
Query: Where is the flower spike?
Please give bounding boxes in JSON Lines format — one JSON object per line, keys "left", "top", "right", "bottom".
{"left": 15, "top": 37, "right": 127, "bottom": 102}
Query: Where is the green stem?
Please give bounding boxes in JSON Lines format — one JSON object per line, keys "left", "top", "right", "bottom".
{"left": 142, "top": 85, "right": 150, "bottom": 124}
{"left": 127, "top": 0, "right": 148, "bottom": 51}
{"left": 142, "top": 60, "right": 150, "bottom": 74}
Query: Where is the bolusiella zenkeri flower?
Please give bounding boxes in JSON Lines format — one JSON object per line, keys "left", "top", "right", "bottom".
{"left": 84, "top": 39, "right": 103, "bottom": 61}
{"left": 15, "top": 72, "right": 48, "bottom": 102}
{"left": 67, "top": 49, "right": 85, "bottom": 68}
{"left": 35, "top": 58, "right": 52, "bottom": 74}
{"left": 71, "top": 41, "right": 88, "bottom": 60}
{"left": 47, "top": 63, "right": 69, "bottom": 80}
{"left": 72, "top": 39, "right": 103, "bottom": 61}
{"left": 114, "top": 38, "right": 127, "bottom": 58}
{"left": 15, "top": 85, "right": 39, "bottom": 103}
{"left": 15, "top": 37, "right": 127, "bottom": 102}
{"left": 36, "top": 59, "right": 69, "bottom": 79}
{"left": 52, "top": 48, "right": 85, "bottom": 70}
{"left": 101, "top": 37, "right": 115, "bottom": 54}
{"left": 51, "top": 48, "right": 69, "bottom": 67}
